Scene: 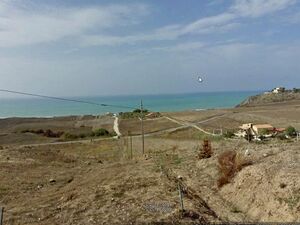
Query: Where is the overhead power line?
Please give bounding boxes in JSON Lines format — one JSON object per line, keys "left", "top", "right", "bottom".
{"left": 0, "top": 89, "right": 137, "bottom": 110}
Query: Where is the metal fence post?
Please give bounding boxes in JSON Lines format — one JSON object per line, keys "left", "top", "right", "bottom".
{"left": 0, "top": 207, "right": 3, "bottom": 225}
{"left": 178, "top": 183, "right": 184, "bottom": 212}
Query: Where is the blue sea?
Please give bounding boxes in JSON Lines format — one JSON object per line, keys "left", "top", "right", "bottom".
{"left": 0, "top": 91, "right": 261, "bottom": 118}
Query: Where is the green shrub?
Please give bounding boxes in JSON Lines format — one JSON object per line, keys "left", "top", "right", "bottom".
{"left": 64, "top": 133, "right": 79, "bottom": 140}
{"left": 21, "top": 129, "right": 63, "bottom": 138}
{"left": 120, "top": 109, "right": 149, "bottom": 119}
{"left": 93, "top": 128, "right": 109, "bottom": 137}
{"left": 285, "top": 126, "right": 296, "bottom": 137}
{"left": 260, "top": 128, "right": 269, "bottom": 135}
{"left": 78, "top": 133, "right": 87, "bottom": 138}
{"left": 223, "top": 130, "right": 235, "bottom": 138}
{"left": 44, "top": 129, "right": 64, "bottom": 138}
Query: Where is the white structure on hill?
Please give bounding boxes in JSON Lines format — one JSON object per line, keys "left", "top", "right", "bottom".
{"left": 272, "top": 87, "right": 285, "bottom": 94}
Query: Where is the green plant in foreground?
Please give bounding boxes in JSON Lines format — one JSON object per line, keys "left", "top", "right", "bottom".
{"left": 285, "top": 126, "right": 296, "bottom": 137}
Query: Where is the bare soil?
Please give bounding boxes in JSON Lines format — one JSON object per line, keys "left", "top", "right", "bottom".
{"left": 0, "top": 101, "right": 300, "bottom": 224}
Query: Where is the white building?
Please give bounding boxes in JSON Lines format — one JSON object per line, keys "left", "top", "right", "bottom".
{"left": 272, "top": 87, "right": 285, "bottom": 94}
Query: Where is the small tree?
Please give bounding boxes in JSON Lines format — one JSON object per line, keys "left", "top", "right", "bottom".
{"left": 93, "top": 128, "right": 109, "bottom": 137}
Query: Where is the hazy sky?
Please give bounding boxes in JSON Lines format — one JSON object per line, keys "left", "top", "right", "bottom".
{"left": 0, "top": 0, "right": 300, "bottom": 97}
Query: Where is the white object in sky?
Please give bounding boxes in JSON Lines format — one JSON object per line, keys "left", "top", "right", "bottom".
{"left": 198, "top": 76, "right": 204, "bottom": 83}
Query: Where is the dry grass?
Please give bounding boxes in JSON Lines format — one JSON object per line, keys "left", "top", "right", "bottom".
{"left": 119, "top": 117, "right": 178, "bottom": 135}
{"left": 217, "top": 150, "right": 252, "bottom": 188}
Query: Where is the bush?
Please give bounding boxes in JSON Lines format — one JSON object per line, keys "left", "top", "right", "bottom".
{"left": 293, "top": 88, "right": 300, "bottom": 93}
{"left": 78, "top": 133, "right": 87, "bottom": 139}
{"left": 64, "top": 133, "right": 79, "bottom": 140}
{"left": 93, "top": 128, "right": 109, "bottom": 137}
{"left": 21, "top": 129, "right": 63, "bottom": 138}
{"left": 285, "top": 126, "right": 296, "bottom": 137}
{"left": 198, "top": 139, "right": 212, "bottom": 159}
{"left": 260, "top": 128, "right": 269, "bottom": 135}
{"left": 276, "top": 133, "right": 287, "bottom": 140}
{"left": 223, "top": 131, "right": 235, "bottom": 138}
{"left": 217, "top": 150, "right": 252, "bottom": 188}
{"left": 120, "top": 109, "right": 149, "bottom": 119}
{"left": 133, "top": 108, "right": 148, "bottom": 113}
{"left": 43, "top": 129, "right": 64, "bottom": 138}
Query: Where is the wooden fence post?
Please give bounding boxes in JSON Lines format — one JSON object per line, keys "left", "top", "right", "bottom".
{"left": 130, "top": 132, "right": 133, "bottom": 159}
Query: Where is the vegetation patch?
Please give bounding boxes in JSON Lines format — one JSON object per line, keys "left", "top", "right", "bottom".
{"left": 196, "top": 132, "right": 223, "bottom": 142}
{"left": 119, "top": 109, "right": 149, "bottom": 119}
{"left": 223, "top": 130, "right": 235, "bottom": 139}
{"left": 277, "top": 189, "right": 300, "bottom": 210}
{"left": 21, "top": 129, "right": 64, "bottom": 138}
{"left": 285, "top": 126, "right": 297, "bottom": 137}
{"left": 63, "top": 128, "right": 115, "bottom": 140}
{"left": 217, "top": 150, "right": 252, "bottom": 188}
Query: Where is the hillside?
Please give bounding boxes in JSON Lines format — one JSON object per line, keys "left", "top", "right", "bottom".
{"left": 237, "top": 91, "right": 300, "bottom": 107}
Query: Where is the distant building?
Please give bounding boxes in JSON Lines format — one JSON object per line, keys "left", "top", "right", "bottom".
{"left": 272, "top": 87, "right": 285, "bottom": 94}
{"left": 252, "top": 124, "right": 274, "bottom": 135}
{"left": 239, "top": 123, "right": 274, "bottom": 137}
{"left": 146, "top": 112, "right": 160, "bottom": 119}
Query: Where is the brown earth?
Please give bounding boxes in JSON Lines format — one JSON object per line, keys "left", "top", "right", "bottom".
{"left": 0, "top": 101, "right": 300, "bottom": 224}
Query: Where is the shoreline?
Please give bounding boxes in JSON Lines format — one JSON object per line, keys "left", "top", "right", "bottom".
{"left": 0, "top": 108, "right": 222, "bottom": 120}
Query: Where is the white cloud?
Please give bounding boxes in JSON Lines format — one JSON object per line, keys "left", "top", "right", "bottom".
{"left": 181, "top": 13, "right": 236, "bottom": 34}
{"left": 151, "top": 42, "right": 206, "bottom": 52}
{"left": 232, "top": 0, "right": 296, "bottom": 17}
{"left": 81, "top": 0, "right": 296, "bottom": 47}
{"left": 0, "top": 0, "right": 297, "bottom": 48}
{"left": 0, "top": 2, "right": 148, "bottom": 47}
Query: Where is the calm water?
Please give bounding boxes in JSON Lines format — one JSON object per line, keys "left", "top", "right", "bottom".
{"left": 0, "top": 91, "right": 260, "bottom": 118}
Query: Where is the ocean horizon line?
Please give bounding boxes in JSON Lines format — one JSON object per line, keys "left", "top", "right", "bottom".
{"left": 0, "top": 89, "right": 265, "bottom": 100}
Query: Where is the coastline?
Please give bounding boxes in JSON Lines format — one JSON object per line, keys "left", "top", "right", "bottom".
{"left": 0, "top": 91, "right": 261, "bottom": 118}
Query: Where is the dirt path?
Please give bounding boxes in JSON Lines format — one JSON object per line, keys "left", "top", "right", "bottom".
{"left": 163, "top": 115, "right": 222, "bottom": 136}
{"left": 15, "top": 114, "right": 226, "bottom": 148}
{"left": 113, "top": 116, "right": 121, "bottom": 137}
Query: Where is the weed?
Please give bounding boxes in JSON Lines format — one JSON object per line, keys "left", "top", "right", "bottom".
{"left": 277, "top": 189, "right": 300, "bottom": 210}
{"left": 217, "top": 150, "right": 252, "bottom": 188}
{"left": 231, "top": 206, "right": 242, "bottom": 213}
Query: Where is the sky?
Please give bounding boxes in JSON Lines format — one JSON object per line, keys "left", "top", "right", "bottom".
{"left": 0, "top": 0, "right": 300, "bottom": 97}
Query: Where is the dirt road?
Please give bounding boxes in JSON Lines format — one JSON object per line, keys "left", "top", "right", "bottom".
{"left": 113, "top": 116, "right": 121, "bottom": 137}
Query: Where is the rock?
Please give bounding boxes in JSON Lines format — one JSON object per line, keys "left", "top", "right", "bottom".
{"left": 177, "top": 175, "right": 183, "bottom": 180}
{"left": 245, "top": 149, "right": 250, "bottom": 156}
{"left": 37, "top": 184, "right": 43, "bottom": 189}
{"left": 49, "top": 178, "right": 56, "bottom": 184}
{"left": 279, "top": 183, "right": 287, "bottom": 188}
{"left": 263, "top": 153, "right": 268, "bottom": 157}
